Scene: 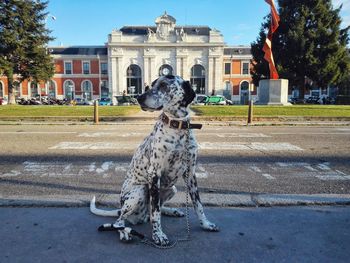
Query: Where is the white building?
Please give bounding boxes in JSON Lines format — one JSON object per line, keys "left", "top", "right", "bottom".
{"left": 107, "top": 12, "right": 225, "bottom": 104}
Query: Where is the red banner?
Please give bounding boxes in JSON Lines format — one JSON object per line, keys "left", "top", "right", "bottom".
{"left": 263, "top": 0, "right": 280, "bottom": 79}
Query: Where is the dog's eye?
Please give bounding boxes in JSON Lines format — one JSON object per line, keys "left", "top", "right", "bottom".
{"left": 159, "top": 82, "right": 169, "bottom": 92}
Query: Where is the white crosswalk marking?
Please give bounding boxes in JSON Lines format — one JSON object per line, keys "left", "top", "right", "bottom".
{"left": 49, "top": 141, "right": 303, "bottom": 151}
{"left": 1, "top": 161, "right": 348, "bottom": 181}
{"left": 198, "top": 142, "right": 303, "bottom": 151}
{"left": 216, "top": 133, "right": 270, "bottom": 138}
{"left": 262, "top": 173, "right": 275, "bottom": 180}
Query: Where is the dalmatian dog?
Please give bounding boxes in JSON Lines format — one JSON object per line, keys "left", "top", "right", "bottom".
{"left": 90, "top": 75, "right": 219, "bottom": 246}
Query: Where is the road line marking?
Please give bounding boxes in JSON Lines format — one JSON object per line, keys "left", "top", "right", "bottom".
{"left": 50, "top": 142, "right": 303, "bottom": 151}
{"left": 250, "top": 143, "right": 303, "bottom": 151}
{"left": 0, "top": 170, "right": 21, "bottom": 177}
{"left": 196, "top": 164, "right": 208, "bottom": 178}
{"left": 317, "top": 163, "right": 331, "bottom": 171}
{"left": 78, "top": 132, "right": 144, "bottom": 138}
{"left": 271, "top": 132, "right": 350, "bottom": 135}
{"left": 0, "top": 132, "right": 76, "bottom": 134}
{"left": 198, "top": 142, "right": 303, "bottom": 151}
{"left": 276, "top": 162, "right": 310, "bottom": 167}
{"left": 262, "top": 173, "right": 275, "bottom": 180}
{"left": 49, "top": 142, "right": 137, "bottom": 150}
{"left": 304, "top": 165, "right": 317, "bottom": 171}
{"left": 250, "top": 166, "right": 262, "bottom": 173}
{"left": 216, "top": 133, "right": 270, "bottom": 138}
{"left": 335, "top": 170, "right": 347, "bottom": 176}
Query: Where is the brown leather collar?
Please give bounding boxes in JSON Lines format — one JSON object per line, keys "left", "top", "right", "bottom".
{"left": 161, "top": 113, "right": 202, "bottom": 130}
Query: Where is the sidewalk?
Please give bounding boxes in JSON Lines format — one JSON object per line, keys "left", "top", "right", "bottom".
{"left": 1, "top": 206, "right": 349, "bottom": 263}
{"left": 1, "top": 109, "right": 350, "bottom": 126}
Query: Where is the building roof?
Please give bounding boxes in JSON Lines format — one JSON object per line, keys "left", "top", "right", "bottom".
{"left": 155, "top": 11, "right": 176, "bottom": 24}
{"left": 119, "top": 26, "right": 211, "bottom": 36}
{"left": 224, "top": 46, "right": 251, "bottom": 56}
{"left": 49, "top": 46, "right": 107, "bottom": 55}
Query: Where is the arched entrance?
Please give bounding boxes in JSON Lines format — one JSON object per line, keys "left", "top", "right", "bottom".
{"left": 159, "top": 64, "right": 173, "bottom": 76}
{"left": 64, "top": 80, "right": 75, "bottom": 100}
{"left": 126, "top": 64, "right": 142, "bottom": 95}
{"left": 82, "top": 80, "right": 93, "bottom": 100}
{"left": 240, "top": 81, "right": 249, "bottom": 105}
{"left": 190, "top": 65, "right": 205, "bottom": 94}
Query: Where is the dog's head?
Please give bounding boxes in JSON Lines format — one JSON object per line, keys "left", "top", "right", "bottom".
{"left": 137, "top": 75, "right": 196, "bottom": 116}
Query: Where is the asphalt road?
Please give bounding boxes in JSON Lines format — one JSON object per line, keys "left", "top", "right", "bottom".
{"left": 0, "top": 124, "right": 350, "bottom": 203}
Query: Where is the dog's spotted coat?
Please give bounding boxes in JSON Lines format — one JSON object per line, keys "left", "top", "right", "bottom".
{"left": 91, "top": 75, "right": 219, "bottom": 246}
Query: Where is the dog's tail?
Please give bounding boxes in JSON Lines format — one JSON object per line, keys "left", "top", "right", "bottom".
{"left": 90, "top": 196, "right": 121, "bottom": 217}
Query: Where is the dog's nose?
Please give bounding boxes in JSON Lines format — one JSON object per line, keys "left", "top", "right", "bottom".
{"left": 137, "top": 93, "right": 146, "bottom": 104}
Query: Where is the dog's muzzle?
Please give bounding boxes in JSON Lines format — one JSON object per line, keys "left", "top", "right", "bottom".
{"left": 137, "top": 94, "right": 163, "bottom": 112}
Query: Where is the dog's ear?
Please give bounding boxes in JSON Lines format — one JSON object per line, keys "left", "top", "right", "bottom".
{"left": 181, "top": 81, "right": 196, "bottom": 107}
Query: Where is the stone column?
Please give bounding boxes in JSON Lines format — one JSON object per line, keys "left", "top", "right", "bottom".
{"left": 182, "top": 57, "right": 189, "bottom": 81}
{"left": 116, "top": 57, "right": 124, "bottom": 95}
{"left": 176, "top": 56, "right": 182, "bottom": 77}
{"left": 143, "top": 56, "right": 149, "bottom": 88}
{"left": 208, "top": 57, "right": 214, "bottom": 95}
{"left": 110, "top": 57, "right": 117, "bottom": 105}
{"left": 150, "top": 57, "right": 156, "bottom": 81}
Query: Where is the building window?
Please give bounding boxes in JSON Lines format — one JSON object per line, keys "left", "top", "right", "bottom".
{"left": 64, "top": 80, "right": 75, "bottom": 100}
{"left": 101, "top": 80, "right": 109, "bottom": 98}
{"left": 100, "top": 62, "right": 108, "bottom": 75}
{"left": 190, "top": 64, "right": 205, "bottom": 94}
{"left": 13, "top": 81, "right": 21, "bottom": 98}
{"left": 126, "top": 64, "right": 142, "bottom": 95}
{"left": 30, "top": 82, "right": 39, "bottom": 98}
{"left": 242, "top": 62, "right": 249, "bottom": 75}
{"left": 83, "top": 61, "right": 90, "bottom": 74}
{"left": 224, "top": 63, "right": 231, "bottom": 75}
{"left": 64, "top": 62, "right": 72, "bottom": 74}
{"left": 240, "top": 81, "right": 250, "bottom": 105}
{"left": 159, "top": 64, "right": 173, "bottom": 76}
{"left": 82, "top": 80, "right": 93, "bottom": 100}
{"left": 48, "top": 80, "right": 56, "bottom": 98}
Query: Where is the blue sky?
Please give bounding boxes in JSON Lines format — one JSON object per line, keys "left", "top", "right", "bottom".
{"left": 46, "top": 0, "right": 350, "bottom": 47}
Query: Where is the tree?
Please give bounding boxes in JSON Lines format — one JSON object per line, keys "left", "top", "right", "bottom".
{"left": 0, "top": 0, "right": 55, "bottom": 104}
{"left": 251, "top": 0, "right": 350, "bottom": 98}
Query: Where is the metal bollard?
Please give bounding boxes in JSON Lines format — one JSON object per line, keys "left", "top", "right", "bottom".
{"left": 94, "top": 100, "right": 99, "bottom": 124}
{"left": 247, "top": 99, "right": 253, "bottom": 125}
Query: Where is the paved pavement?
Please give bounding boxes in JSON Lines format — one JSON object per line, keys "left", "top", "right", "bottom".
{"left": 1, "top": 206, "right": 349, "bottom": 263}
{"left": 1, "top": 114, "right": 350, "bottom": 262}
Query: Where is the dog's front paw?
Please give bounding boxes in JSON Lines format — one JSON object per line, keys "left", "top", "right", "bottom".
{"left": 119, "top": 229, "right": 133, "bottom": 243}
{"left": 161, "top": 207, "right": 185, "bottom": 217}
{"left": 200, "top": 220, "right": 220, "bottom": 232}
{"left": 152, "top": 230, "right": 169, "bottom": 246}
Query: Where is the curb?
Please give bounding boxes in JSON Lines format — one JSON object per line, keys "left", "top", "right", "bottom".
{"left": 1, "top": 193, "right": 350, "bottom": 208}
{"left": 0, "top": 115, "right": 350, "bottom": 126}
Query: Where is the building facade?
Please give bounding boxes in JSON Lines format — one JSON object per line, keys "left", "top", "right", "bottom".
{"left": 0, "top": 12, "right": 255, "bottom": 104}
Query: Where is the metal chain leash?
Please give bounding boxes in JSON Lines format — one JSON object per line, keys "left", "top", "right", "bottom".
{"left": 140, "top": 130, "right": 192, "bottom": 249}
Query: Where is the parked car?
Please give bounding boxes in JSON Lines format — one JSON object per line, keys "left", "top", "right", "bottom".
{"left": 99, "top": 98, "right": 112, "bottom": 106}
{"left": 75, "top": 98, "right": 94, "bottom": 106}
{"left": 305, "top": 96, "right": 320, "bottom": 104}
{"left": 288, "top": 97, "right": 305, "bottom": 104}
{"left": 193, "top": 95, "right": 208, "bottom": 105}
{"left": 115, "top": 95, "right": 138, "bottom": 106}
{"left": 207, "top": 95, "right": 233, "bottom": 105}
{"left": 0, "top": 97, "right": 8, "bottom": 105}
